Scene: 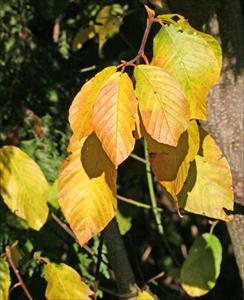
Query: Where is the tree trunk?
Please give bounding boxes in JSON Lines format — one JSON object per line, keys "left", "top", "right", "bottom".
{"left": 168, "top": 0, "right": 244, "bottom": 289}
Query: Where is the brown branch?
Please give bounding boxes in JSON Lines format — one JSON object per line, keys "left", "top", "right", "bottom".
{"left": 5, "top": 246, "right": 33, "bottom": 300}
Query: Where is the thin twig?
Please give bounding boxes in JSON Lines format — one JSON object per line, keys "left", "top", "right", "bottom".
{"left": 50, "top": 212, "right": 94, "bottom": 256}
{"left": 117, "top": 194, "right": 163, "bottom": 211}
{"left": 5, "top": 246, "right": 33, "bottom": 300}
{"left": 144, "top": 138, "right": 164, "bottom": 235}
{"left": 130, "top": 153, "right": 146, "bottom": 164}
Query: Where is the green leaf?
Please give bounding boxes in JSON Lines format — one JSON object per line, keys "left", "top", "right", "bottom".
{"left": 95, "top": 4, "right": 125, "bottom": 56}
{"left": 0, "top": 146, "right": 49, "bottom": 230}
{"left": 152, "top": 15, "right": 222, "bottom": 120}
{"left": 72, "top": 26, "right": 95, "bottom": 51}
{"left": 179, "top": 131, "right": 234, "bottom": 221}
{"left": 45, "top": 262, "right": 93, "bottom": 300}
{"left": 0, "top": 258, "right": 11, "bottom": 300}
{"left": 180, "top": 233, "right": 222, "bottom": 297}
{"left": 134, "top": 65, "right": 189, "bottom": 146}
{"left": 116, "top": 210, "right": 132, "bottom": 235}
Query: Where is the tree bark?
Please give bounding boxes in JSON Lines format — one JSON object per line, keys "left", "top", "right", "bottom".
{"left": 167, "top": 0, "right": 244, "bottom": 289}
{"left": 104, "top": 219, "right": 138, "bottom": 300}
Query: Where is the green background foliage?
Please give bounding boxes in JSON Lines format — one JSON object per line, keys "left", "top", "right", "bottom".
{"left": 0, "top": 0, "right": 242, "bottom": 299}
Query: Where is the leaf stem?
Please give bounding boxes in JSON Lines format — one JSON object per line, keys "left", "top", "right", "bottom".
{"left": 5, "top": 245, "right": 33, "bottom": 300}
{"left": 117, "top": 194, "right": 163, "bottom": 211}
{"left": 144, "top": 138, "right": 164, "bottom": 235}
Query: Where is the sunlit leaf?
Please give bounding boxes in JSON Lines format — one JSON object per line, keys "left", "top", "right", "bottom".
{"left": 0, "top": 258, "right": 10, "bottom": 300}
{"left": 116, "top": 210, "right": 132, "bottom": 235}
{"left": 45, "top": 262, "right": 93, "bottom": 300}
{"left": 134, "top": 65, "right": 189, "bottom": 146}
{"left": 95, "top": 4, "right": 125, "bottom": 56}
{"left": 69, "top": 66, "right": 116, "bottom": 140}
{"left": 72, "top": 26, "right": 95, "bottom": 51}
{"left": 58, "top": 133, "right": 117, "bottom": 246}
{"left": 152, "top": 15, "right": 222, "bottom": 119}
{"left": 150, "top": 121, "right": 200, "bottom": 199}
{"left": 0, "top": 146, "right": 49, "bottom": 230}
{"left": 93, "top": 72, "right": 137, "bottom": 168}
{"left": 181, "top": 233, "right": 222, "bottom": 297}
{"left": 179, "top": 131, "right": 234, "bottom": 221}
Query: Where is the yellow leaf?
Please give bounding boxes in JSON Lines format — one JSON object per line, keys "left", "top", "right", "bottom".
{"left": 0, "top": 146, "right": 49, "bottom": 230}
{"left": 93, "top": 72, "right": 137, "bottom": 168}
{"left": 69, "top": 66, "right": 116, "bottom": 140}
{"left": 45, "top": 262, "right": 93, "bottom": 300}
{"left": 95, "top": 4, "right": 125, "bottom": 56}
{"left": 58, "top": 133, "right": 117, "bottom": 246}
{"left": 134, "top": 65, "right": 189, "bottom": 146}
{"left": 0, "top": 258, "right": 11, "bottom": 300}
{"left": 150, "top": 121, "right": 200, "bottom": 199}
{"left": 179, "top": 132, "right": 234, "bottom": 221}
{"left": 72, "top": 26, "right": 95, "bottom": 51}
{"left": 152, "top": 15, "right": 222, "bottom": 119}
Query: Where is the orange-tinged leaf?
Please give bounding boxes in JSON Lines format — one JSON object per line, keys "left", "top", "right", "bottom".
{"left": 152, "top": 15, "right": 222, "bottom": 119}
{"left": 179, "top": 132, "right": 234, "bottom": 221}
{"left": 58, "top": 133, "right": 117, "bottom": 246}
{"left": 150, "top": 121, "right": 200, "bottom": 199}
{"left": 45, "top": 262, "right": 93, "bottom": 300}
{"left": 0, "top": 146, "right": 49, "bottom": 230}
{"left": 93, "top": 72, "right": 137, "bottom": 168}
{"left": 134, "top": 65, "right": 189, "bottom": 146}
{"left": 69, "top": 66, "right": 116, "bottom": 140}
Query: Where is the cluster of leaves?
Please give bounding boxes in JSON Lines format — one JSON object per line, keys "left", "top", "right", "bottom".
{"left": 0, "top": 1, "right": 240, "bottom": 299}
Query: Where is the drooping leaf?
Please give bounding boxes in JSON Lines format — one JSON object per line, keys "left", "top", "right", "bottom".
{"left": 69, "top": 66, "right": 116, "bottom": 140}
{"left": 58, "top": 133, "right": 117, "bottom": 246}
{"left": 152, "top": 15, "right": 222, "bottom": 119}
{"left": 0, "top": 146, "right": 49, "bottom": 230}
{"left": 95, "top": 4, "right": 125, "bottom": 56}
{"left": 150, "top": 121, "right": 200, "bottom": 199}
{"left": 116, "top": 210, "right": 132, "bottom": 235}
{"left": 45, "top": 262, "right": 93, "bottom": 300}
{"left": 134, "top": 65, "right": 189, "bottom": 146}
{"left": 179, "top": 131, "right": 234, "bottom": 221}
{"left": 0, "top": 258, "right": 11, "bottom": 300}
{"left": 93, "top": 72, "right": 137, "bottom": 168}
{"left": 180, "top": 233, "right": 222, "bottom": 297}
{"left": 72, "top": 26, "right": 95, "bottom": 51}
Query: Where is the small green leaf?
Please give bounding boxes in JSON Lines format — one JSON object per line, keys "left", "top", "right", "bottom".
{"left": 45, "top": 262, "right": 93, "bottom": 300}
{"left": 0, "top": 258, "right": 11, "bottom": 300}
{"left": 0, "top": 146, "right": 49, "bottom": 230}
{"left": 180, "top": 233, "right": 222, "bottom": 297}
{"left": 116, "top": 210, "right": 132, "bottom": 235}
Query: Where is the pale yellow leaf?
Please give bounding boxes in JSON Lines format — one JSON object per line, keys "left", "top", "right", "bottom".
{"left": 152, "top": 15, "right": 222, "bottom": 119}
{"left": 93, "top": 72, "right": 137, "bottom": 168}
{"left": 69, "top": 66, "right": 116, "bottom": 140}
{"left": 0, "top": 146, "right": 49, "bottom": 230}
{"left": 58, "top": 133, "right": 117, "bottom": 246}
{"left": 134, "top": 65, "right": 189, "bottom": 146}
{"left": 179, "top": 132, "right": 234, "bottom": 221}
{"left": 45, "top": 262, "right": 93, "bottom": 300}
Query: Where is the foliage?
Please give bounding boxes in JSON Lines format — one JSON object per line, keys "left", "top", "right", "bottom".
{"left": 0, "top": 1, "right": 242, "bottom": 299}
